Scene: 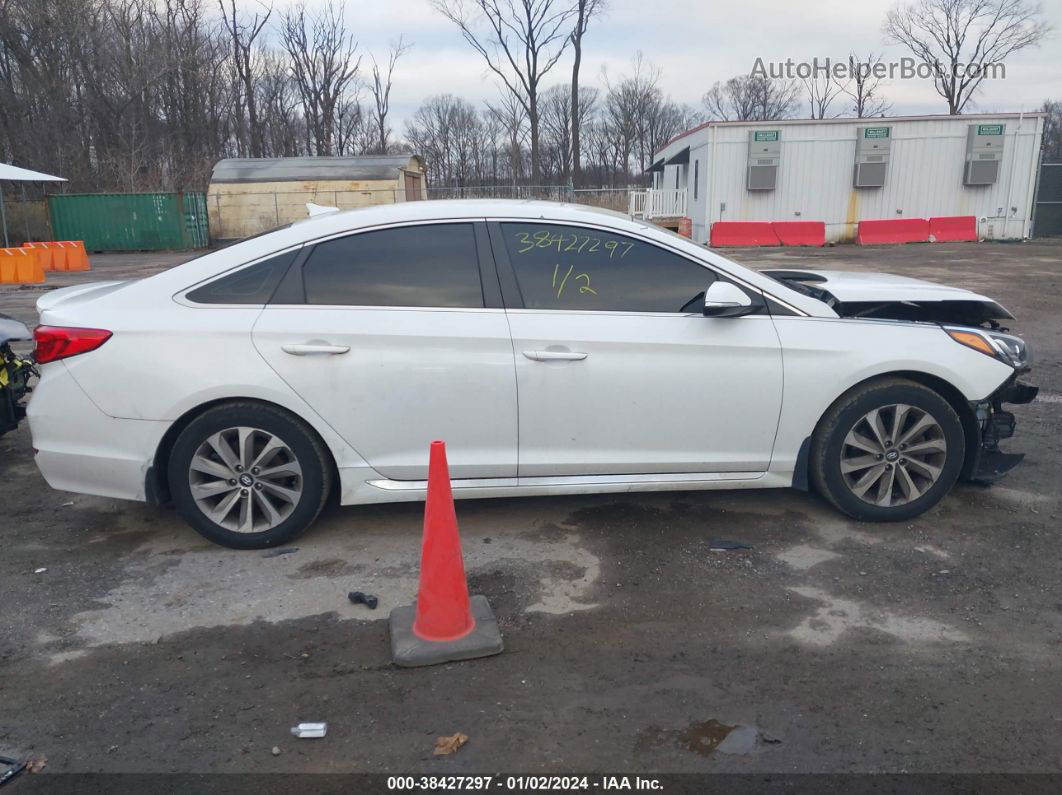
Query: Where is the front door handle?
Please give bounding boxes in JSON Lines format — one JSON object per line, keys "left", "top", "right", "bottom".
{"left": 281, "top": 343, "right": 351, "bottom": 356}
{"left": 522, "top": 349, "right": 588, "bottom": 362}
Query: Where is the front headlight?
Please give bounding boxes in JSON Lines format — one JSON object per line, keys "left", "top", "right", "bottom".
{"left": 944, "top": 326, "right": 1030, "bottom": 369}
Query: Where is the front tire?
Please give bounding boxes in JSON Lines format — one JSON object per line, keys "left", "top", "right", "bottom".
{"left": 168, "top": 402, "right": 332, "bottom": 549}
{"left": 810, "top": 378, "right": 965, "bottom": 522}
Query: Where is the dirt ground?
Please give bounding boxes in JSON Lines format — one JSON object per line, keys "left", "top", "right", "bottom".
{"left": 1, "top": 240, "right": 1061, "bottom": 787}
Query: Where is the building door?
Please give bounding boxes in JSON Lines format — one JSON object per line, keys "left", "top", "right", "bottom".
{"left": 1034, "top": 163, "right": 1062, "bottom": 237}
{"left": 404, "top": 172, "right": 423, "bottom": 202}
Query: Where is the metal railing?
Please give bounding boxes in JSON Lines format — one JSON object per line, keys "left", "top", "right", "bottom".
{"left": 628, "top": 188, "right": 688, "bottom": 219}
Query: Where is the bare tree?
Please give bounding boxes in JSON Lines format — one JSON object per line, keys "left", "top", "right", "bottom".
{"left": 885, "top": 0, "right": 1050, "bottom": 114}
{"left": 257, "top": 48, "right": 303, "bottom": 157}
{"left": 801, "top": 69, "right": 848, "bottom": 119}
{"left": 405, "top": 94, "right": 484, "bottom": 189}
{"left": 840, "top": 52, "right": 893, "bottom": 117}
{"left": 703, "top": 74, "right": 799, "bottom": 121}
{"left": 218, "top": 0, "right": 271, "bottom": 157}
{"left": 280, "top": 0, "right": 360, "bottom": 155}
{"left": 367, "top": 36, "right": 411, "bottom": 154}
{"left": 486, "top": 90, "right": 530, "bottom": 188}
{"left": 431, "top": 0, "right": 577, "bottom": 184}
{"left": 569, "top": 0, "right": 603, "bottom": 186}
{"left": 602, "top": 53, "right": 677, "bottom": 177}
{"left": 540, "top": 83, "right": 598, "bottom": 182}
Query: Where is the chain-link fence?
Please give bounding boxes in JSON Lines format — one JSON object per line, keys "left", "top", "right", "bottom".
{"left": 207, "top": 185, "right": 638, "bottom": 241}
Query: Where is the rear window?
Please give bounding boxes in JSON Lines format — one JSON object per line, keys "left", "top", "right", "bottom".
{"left": 302, "top": 224, "right": 483, "bottom": 308}
{"left": 186, "top": 250, "right": 298, "bottom": 305}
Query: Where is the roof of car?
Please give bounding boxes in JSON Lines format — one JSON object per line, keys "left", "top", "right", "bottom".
{"left": 142, "top": 198, "right": 833, "bottom": 319}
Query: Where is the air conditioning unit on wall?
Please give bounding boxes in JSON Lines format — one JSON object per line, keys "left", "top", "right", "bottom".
{"left": 964, "top": 123, "right": 1005, "bottom": 186}
{"left": 854, "top": 126, "right": 891, "bottom": 188}
{"left": 747, "top": 130, "right": 780, "bottom": 191}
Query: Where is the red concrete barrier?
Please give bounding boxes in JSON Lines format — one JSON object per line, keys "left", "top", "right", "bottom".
{"left": 710, "top": 222, "right": 780, "bottom": 247}
{"left": 929, "top": 216, "right": 978, "bottom": 243}
{"left": 857, "top": 219, "right": 930, "bottom": 245}
{"left": 773, "top": 221, "right": 825, "bottom": 247}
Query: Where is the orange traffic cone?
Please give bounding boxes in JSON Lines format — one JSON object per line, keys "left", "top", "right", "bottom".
{"left": 389, "top": 441, "right": 504, "bottom": 667}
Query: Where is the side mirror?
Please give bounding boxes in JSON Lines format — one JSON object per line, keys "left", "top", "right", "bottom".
{"left": 703, "top": 281, "right": 755, "bottom": 317}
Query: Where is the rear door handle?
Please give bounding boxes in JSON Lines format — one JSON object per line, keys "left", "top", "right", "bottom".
{"left": 281, "top": 343, "right": 350, "bottom": 356}
{"left": 522, "top": 349, "right": 588, "bottom": 362}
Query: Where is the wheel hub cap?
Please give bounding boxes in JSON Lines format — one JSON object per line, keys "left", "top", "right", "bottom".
{"left": 840, "top": 403, "right": 947, "bottom": 508}
{"left": 188, "top": 426, "right": 304, "bottom": 534}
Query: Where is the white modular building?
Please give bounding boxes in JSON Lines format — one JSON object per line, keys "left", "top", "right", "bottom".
{"left": 646, "top": 112, "right": 1046, "bottom": 244}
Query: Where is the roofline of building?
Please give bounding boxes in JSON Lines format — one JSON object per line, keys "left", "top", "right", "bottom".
{"left": 656, "top": 111, "right": 1047, "bottom": 158}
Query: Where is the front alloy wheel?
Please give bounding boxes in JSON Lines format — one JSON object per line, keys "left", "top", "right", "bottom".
{"left": 811, "top": 378, "right": 965, "bottom": 522}
{"left": 840, "top": 404, "right": 947, "bottom": 507}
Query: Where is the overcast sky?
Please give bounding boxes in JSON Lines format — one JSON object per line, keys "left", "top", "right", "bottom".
{"left": 331, "top": 0, "right": 1061, "bottom": 131}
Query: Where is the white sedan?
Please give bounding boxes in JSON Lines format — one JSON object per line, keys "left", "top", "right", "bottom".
{"left": 27, "top": 201, "right": 1036, "bottom": 548}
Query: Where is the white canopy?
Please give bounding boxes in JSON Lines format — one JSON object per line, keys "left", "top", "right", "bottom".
{"left": 0, "top": 163, "right": 66, "bottom": 182}
{"left": 0, "top": 163, "right": 67, "bottom": 247}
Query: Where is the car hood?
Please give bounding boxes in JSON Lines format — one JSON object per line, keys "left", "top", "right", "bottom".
{"left": 761, "top": 269, "right": 1013, "bottom": 323}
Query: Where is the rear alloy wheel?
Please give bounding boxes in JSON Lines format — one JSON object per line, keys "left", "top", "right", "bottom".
{"left": 811, "top": 378, "right": 965, "bottom": 522}
{"left": 188, "top": 426, "right": 303, "bottom": 534}
{"left": 169, "top": 402, "right": 331, "bottom": 549}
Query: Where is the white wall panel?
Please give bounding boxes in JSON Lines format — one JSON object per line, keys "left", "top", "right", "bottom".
{"left": 655, "top": 114, "right": 1045, "bottom": 244}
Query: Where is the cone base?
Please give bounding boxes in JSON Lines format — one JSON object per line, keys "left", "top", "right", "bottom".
{"left": 389, "top": 595, "right": 503, "bottom": 668}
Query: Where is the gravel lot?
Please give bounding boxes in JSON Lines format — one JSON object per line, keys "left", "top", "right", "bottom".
{"left": 1, "top": 240, "right": 1060, "bottom": 785}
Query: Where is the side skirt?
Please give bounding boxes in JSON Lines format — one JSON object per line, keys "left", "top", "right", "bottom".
{"left": 339, "top": 470, "right": 793, "bottom": 505}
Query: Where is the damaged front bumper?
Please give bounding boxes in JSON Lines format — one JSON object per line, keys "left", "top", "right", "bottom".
{"left": 966, "top": 375, "right": 1039, "bottom": 483}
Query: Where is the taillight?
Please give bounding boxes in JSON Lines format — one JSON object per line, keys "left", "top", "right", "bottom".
{"left": 34, "top": 326, "right": 112, "bottom": 364}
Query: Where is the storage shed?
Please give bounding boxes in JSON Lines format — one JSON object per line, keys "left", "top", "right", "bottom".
{"left": 207, "top": 154, "right": 426, "bottom": 241}
{"left": 648, "top": 113, "right": 1045, "bottom": 245}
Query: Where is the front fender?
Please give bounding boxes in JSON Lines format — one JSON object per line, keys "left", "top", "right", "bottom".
{"left": 768, "top": 317, "right": 1014, "bottom": 476}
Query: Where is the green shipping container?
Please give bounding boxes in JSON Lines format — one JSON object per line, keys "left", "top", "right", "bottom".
{"left": 47, "top": 192, "right": 209, "bottom": 252}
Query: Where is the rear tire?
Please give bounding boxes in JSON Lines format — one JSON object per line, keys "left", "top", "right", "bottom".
{"left": 167, "top": 401, "right": 332, "bottom": 549}
{"left": 810, "top": 378, "right": 965, "bottom": 522}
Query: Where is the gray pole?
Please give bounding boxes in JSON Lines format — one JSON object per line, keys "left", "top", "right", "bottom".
{"left": 21, "top": 183, "right": 30, "bottom": 243}
{"left": 0, "top": 185, "right": 9, "bottom": 247}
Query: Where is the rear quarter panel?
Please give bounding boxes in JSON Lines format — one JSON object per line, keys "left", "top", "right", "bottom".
{"left": 50, "top": 291, "right": 371, "bottom": 474}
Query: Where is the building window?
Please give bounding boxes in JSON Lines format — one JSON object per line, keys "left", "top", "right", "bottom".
{"left": 694, "top": 161, "right": 699, "bottom": 200}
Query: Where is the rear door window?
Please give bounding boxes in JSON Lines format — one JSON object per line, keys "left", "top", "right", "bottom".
{"left": 500, "top": 223, "right": 714, "bottom": 313}
{"left": 302, "top": 223, "right": 484, "bottom": 308}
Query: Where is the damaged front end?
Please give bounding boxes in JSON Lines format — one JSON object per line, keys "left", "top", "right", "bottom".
{"left": 967, "top": 375, "right": 1039, "bottom": 483}
{"left": 761, "top": 269, "right": 1039, "bottom": 485}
